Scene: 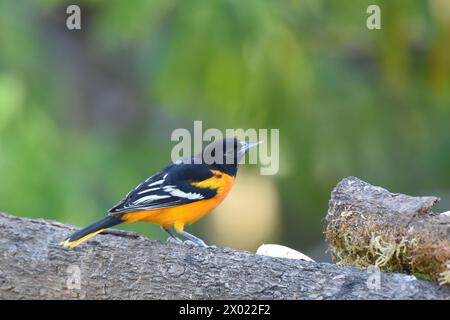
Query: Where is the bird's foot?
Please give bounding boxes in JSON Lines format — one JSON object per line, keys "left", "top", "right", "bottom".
{"left": 166, "top": 236, "right": 183, "bottom": 244}
{"left": 183, "top": 239, "right": 208, "bottom": 247}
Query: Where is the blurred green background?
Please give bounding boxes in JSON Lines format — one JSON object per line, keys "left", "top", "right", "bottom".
{"left": 1, "top": 0, "right": 449, "bottom": 261}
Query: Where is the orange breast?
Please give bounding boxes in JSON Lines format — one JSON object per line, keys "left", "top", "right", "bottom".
{"left": 120, "top": 171, "right": 234, "bottom": 232}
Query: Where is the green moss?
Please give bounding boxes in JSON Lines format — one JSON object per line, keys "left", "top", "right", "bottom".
{"left": 413, "top": 272, "right": 432, "bottom": 281}
{"left": 325, "top": 210, "right": 450, "bottom": 285}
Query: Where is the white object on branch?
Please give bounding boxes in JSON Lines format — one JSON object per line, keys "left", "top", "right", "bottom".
{"left": 256, "top": 244, "right": 315, "bottom": 262}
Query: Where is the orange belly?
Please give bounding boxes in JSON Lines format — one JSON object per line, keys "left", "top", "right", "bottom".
{"left": 120, "top": 171, "right": 234, "bottom": 232}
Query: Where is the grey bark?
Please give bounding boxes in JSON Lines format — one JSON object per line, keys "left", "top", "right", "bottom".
{"left": 327, "top": 176, "right": 442, "bottom": 219}
{"left": 1, "top": 212, "right": 449, "bottom": 299}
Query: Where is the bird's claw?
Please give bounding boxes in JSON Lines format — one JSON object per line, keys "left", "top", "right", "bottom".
{"left": 166, "top": 236, "right": 183, "bottom": 244}
{"left": 183, "top": 239, "right": 208, "bottom": 247}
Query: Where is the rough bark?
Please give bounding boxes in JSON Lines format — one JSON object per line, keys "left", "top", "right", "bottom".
{"left": 325, "top": 176, "right": 450, "bottom": 284}
{"left": 1, "top": 212, "right": 449, "bottom": 299}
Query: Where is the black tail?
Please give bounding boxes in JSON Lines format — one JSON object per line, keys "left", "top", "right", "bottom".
{"left": 60, "top": 216, "right": 123, "bottom": 248}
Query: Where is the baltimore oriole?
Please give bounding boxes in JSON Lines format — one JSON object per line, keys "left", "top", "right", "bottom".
{"left": 61, "top": 138, "right": 261, "bottom": 248}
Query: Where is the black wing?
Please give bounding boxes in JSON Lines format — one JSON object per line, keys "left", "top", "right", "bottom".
{"left": 108, "top": 162, "right": 218, "bottom": 214}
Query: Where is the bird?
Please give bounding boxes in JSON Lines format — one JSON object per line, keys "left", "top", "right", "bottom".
{"left": 60, "top": 138, "right": 261, "bottom": 248}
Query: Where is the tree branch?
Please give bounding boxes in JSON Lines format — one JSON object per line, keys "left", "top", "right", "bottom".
{"left": 326, "top": 176, "right": 450, "bottom": 284}
{"left": 1, "top": 211, "right": 449, "bottom": 299}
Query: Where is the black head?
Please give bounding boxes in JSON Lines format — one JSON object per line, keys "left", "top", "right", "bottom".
{"left": 200, "top": 138, "right": 261, "bottom": 176}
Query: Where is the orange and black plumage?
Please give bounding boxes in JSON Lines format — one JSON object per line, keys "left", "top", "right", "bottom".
{"left": 61, "top": 138, "right": 260, "bottom": 248}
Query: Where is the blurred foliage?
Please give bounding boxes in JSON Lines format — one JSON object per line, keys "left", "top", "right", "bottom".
{"left": 0, "top": 0, "right": 449, "bottom": 255}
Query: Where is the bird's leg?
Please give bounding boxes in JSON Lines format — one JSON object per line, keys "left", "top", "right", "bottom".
{"left": 161, "top": 226, "right": 183, "bottom": 244}
{"left": 179, "top": 231, "right": 208, "bottom": 247}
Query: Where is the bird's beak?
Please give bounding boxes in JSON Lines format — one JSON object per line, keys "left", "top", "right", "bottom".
{"left": 241, "top": 140, "right": 263, "bottom": 153}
